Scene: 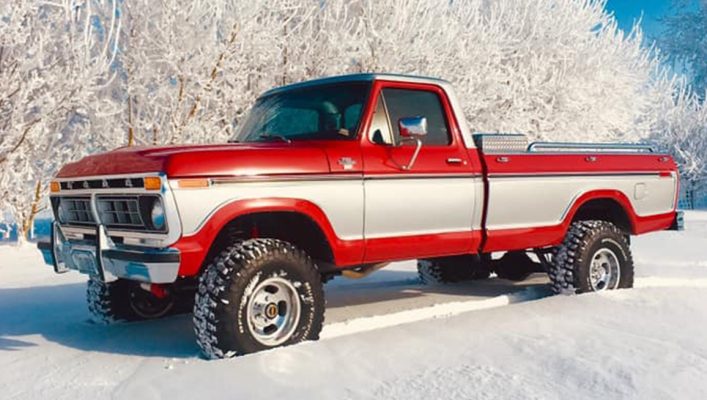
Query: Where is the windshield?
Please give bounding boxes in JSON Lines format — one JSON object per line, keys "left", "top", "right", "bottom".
{"left": 233, "top": 82, "right": 371, "bottom": 143}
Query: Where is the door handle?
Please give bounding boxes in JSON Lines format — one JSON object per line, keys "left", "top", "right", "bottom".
{"left": 446, "top": 158, "right": 465, "bottom": 165}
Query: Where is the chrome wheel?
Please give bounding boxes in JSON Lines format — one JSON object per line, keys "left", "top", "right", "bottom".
{"left": 589, "top": 248, "right": 621, "bottom": 291}
{"left": 246, "top": 277, "right": 302, "bottom": 346}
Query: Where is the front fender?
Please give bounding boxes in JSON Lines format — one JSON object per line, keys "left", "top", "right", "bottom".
{"left": 172, "top": 198, "right": 364, "bottom": 276}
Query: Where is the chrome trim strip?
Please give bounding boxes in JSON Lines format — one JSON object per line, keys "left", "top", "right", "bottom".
{"left": 487, "top": 172, "right": 664, "bottom": 178}
{"left": 209, "top": 174, "right": 361, "bottom": 185}
{"left": 365, "top": 173, "right": 480, "bottom": 180}
{"left": 205, "top": 173, "right": 482, "bottom": 186}
{"left": 53, "top": 172, "right": 163, "bottom": 182}
{"left": 528, "top": 142, "right": 655, "bottom": 153}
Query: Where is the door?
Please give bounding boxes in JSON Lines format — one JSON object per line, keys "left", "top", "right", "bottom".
{"left": 361, "top": 81, "right": 479, "bottom": 262}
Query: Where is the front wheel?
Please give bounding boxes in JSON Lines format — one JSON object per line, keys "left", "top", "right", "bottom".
{"left": 193, "top": 239, "right": 325, "bottom": 359}
{"left": 549, "top": 220, "right": 634, "bottom": 294}
{"left": 86, "top": 277, "right": 174, "bottom": 323}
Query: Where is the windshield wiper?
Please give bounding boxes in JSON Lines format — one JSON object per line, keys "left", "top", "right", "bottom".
{"left": 255, "top": 133, "right": 292, "bottom": 143}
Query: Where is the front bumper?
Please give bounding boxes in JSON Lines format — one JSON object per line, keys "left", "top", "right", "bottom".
{"left": 37, "top": 222, "right": 180, "bottom": 283}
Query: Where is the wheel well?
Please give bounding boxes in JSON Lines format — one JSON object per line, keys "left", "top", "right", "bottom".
{"left": 202, "top": 212, "right": 334, "bottom": 271}
{"left": 571, "top": 198, "right": 633, "bottom": 233}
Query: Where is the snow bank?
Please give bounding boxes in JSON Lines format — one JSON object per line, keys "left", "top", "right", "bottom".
{"left": 1, "top": 212, "right": 706, "bottom": 399}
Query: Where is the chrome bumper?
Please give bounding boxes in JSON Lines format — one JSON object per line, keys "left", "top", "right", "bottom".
{"left": 37, "top": 222, "right": 180, "bottom": 283}
{"left": 669, "top": 211, "right": 685, "bottom": 231}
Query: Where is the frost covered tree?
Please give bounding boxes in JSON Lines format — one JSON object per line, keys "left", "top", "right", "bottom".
{"left": 658, "top": 0, "right": 707, "bottom": 99}
{"left": 349, "top": 0, "right": 674, "bottom": 142}
{"left": 650, "top": 85, "right": 707, "bottom": 208}
{"left": 4, "top": 0, "right": 704, "bottom": 232}
{"left": 0, "top": 0, "right": 122, "bottom": 238}
{"left": 121, "top": 0, "right": 677, "bottom": 145}
{"left": 120, "top": 0, "right": 327, "bottom": 145}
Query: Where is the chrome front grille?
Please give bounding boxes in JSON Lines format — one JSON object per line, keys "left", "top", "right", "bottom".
{"left": 60, "top": 197, "right": 95, "bottom": 225}
{"left": 96, "top": 197, "right": 145, "bottom": 229}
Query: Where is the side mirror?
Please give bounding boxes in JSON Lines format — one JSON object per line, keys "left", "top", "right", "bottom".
{"left": 398, "top": 116, "right": 428, "bottom": 138}
{"left": 397, "top": 116, "right": 427, "bottom": 170}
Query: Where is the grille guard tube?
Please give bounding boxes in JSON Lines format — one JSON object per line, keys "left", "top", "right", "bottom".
{"left": 37, "top": 222, "right": 181, "bottom": 283}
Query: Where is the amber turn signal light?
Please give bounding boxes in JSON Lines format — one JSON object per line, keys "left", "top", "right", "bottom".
{"left": 143, "top": 176, "right": 162, "bottom": 191}
{"left": 50, "top": 181, "right": 60, "bottom": 193}
{"left": 177, "top": 178, "right": 211, "bottom": 189}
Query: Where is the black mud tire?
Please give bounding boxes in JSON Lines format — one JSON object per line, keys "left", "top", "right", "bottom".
{"left": 193, "top": 239, "right": 325, "bottom": 359}
{"left": 417, "top": 254, "right": 491, "bottom": 284}
{"left": 86, "top": 276, "right": 175, "bottom": 324}
{"left": 493, "top": 251, "right": 542, "bottom": 282}
{"left": 549, "top": 220, "right": 634, "bottom": 295}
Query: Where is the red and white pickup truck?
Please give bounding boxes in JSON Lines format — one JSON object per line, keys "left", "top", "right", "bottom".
{"left": 38, "top": 73, "right": 683, "bottom": 358}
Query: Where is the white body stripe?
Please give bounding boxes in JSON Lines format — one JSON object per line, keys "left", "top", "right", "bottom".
{"left": 364, "top": 177, "right": 481, "bottom": 238}
{"left": 172, "top": 173, "right": 675, "bottom": 242}
{"left": 172, "top": 176, "right": 484, "bottom": 240}
{"left": 172, "top": 179, "right": 365, "bottom": 239}
{"left": 485, "top": 175, "right": 677, "bottom": 230}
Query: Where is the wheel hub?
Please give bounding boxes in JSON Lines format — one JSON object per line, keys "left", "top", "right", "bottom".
{"left": 265, "top": 303, "right": 279, "bottom": 319}
{"left": 589, "top": 248, "right": 621, "bottom": 291}
{"left": 246, "top": 277, "right": 301, "bottom": 346}
{"left": 128, "top": 284, "right": 174, "bottom": 319}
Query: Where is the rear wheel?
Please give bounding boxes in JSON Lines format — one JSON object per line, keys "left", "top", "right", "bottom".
{"left": 549, "top": 220, "right": 634, "bottom": 294}
{"left": 193, "top": 239, "right": 325, "bottom": 359}
{"left": 417, "top": 254, "right": 491, "bottom": 284}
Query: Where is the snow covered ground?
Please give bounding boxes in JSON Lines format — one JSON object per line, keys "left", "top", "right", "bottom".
{"left": 2, "top": 213, "right": 707, "bottom": 399}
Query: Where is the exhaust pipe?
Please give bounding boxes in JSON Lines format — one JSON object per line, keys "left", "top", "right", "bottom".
{"left": 341, "top": 262, "right": 390, "bottom": 279}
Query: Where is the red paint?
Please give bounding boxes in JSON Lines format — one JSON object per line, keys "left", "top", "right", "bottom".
{"left": 484, "top": 225, "right": 566, "bottom": 253}
{"left": 150, "top": 283, "right": 168, "bottom": 299}
{"left": 360, "top": 80, "right": 473, "bottom": 176}
{"left": 57, "top": 142, "right": 332, "bottom": 179}
{"left": 364, "top": 231, "right": 481, "bottom": 263}
{"left": 482, "top": 152, "right": 677, "bottom": 175}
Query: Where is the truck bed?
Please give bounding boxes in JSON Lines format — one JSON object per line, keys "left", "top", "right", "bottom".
{"left": 473, "top": 135, "right": 678, "bottom": 252}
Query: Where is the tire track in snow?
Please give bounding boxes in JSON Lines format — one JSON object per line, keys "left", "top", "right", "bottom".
{"left": 321, "top": 276, "right": 707, "bottom": 340}
{"left": 320, "top": 286, "right": 551, "bottom": 340}
{"left": 634, "top": 277, "right": 707, "bottom": 289}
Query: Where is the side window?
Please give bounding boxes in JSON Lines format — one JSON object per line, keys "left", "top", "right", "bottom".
{"left": 368, "top": 94, "right": 394, "bottom": 145}
{"left": 382, "top": 88, "right": 451, "bottom": 146}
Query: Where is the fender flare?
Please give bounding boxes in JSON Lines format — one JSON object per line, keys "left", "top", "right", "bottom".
{"left": 561, "top": 190, "right": 639, "bottom": 234}
{"left": 172, "top": 198, "right": 363, "bottom": 276}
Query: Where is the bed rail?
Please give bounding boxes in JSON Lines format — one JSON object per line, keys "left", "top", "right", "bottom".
{"left": 527, "top": 142, "right": 655, "bottom": 153}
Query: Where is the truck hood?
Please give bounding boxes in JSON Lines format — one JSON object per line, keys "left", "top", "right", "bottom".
{"left": 56, "top": 143, "right": 331, "bottom": 178}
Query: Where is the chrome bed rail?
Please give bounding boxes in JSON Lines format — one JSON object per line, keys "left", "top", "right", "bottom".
{"left": 527, "top": 142, "right": 655, "bottom": 153}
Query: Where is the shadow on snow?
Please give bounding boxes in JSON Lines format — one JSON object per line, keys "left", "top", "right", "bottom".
{"left": 0, "top": 269, "right": 548, "bottom": 358}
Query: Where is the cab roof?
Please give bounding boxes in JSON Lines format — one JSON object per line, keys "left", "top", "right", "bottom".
{"left": 261, "top": 73, "right": 451, "bottom": 97}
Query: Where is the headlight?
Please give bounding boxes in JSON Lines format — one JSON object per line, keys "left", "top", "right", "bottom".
{"left": 57, "top": 201, "right": 68, "bottom": 224}
{"left": 150, "top": 198, "right": 166, "bottom": 231}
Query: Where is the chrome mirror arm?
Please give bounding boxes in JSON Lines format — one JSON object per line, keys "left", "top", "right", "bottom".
{"left": 402, "top": 138, "right": 422, "bottom": 171}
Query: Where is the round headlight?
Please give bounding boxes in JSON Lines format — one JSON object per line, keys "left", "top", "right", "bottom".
{"left": 150, "top": 199, "right": 166, "bottom": 230}
{"left": 57, "top": 202, "right": 68, "bottom": 224}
